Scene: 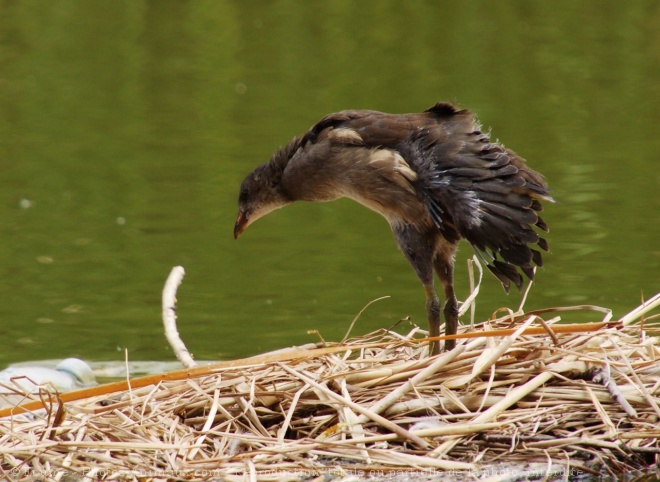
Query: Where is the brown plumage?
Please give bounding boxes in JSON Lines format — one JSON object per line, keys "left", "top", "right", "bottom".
{"left": 234, "top": 103, "right": 553, "bottom": 355}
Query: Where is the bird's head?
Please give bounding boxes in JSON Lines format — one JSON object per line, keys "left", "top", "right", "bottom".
{"left": 234, "top": 163, "right": 291, "bottom": 239}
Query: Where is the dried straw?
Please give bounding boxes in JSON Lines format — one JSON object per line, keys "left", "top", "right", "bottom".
{"left": 1, "top": 279, "right": 659, "bottom": 480}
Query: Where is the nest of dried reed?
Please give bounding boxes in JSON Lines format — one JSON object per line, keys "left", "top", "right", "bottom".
{"left": 1, "top": 285, "right": 659, "bottom": 481}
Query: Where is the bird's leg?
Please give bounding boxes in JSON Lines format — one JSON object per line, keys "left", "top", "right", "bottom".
{"left": 441, "top": 285, "right": 458, "bottom": 351}
{"left": 434, "top": 251, "right": 459, "bottom": 351}
{"left": 424, "top": 284, "right": 442, "bottom": 356}
{"left": 392, "top": 225, "right": 441, "bottom": 356}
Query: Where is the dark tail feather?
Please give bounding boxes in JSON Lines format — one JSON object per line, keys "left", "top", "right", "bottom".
{"left": 487, "top": 263, "right": 511, "bottom": 293}
{"left": 536, "top": 216, "right": 549, "bottom": 232}
{"left": 494, "top": 260, "right": 524, "bottom": 291}
{"left": 521, "top": 264, "right": 536, "bottom": 280}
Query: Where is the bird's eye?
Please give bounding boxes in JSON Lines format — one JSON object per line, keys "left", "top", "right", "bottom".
{"left": 239, "top": 188, "right": 249, "bottom": 204}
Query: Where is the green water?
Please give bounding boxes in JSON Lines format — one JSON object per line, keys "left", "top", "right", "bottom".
{"left": 0, "top": 1, "right": 658, "bottom": 365}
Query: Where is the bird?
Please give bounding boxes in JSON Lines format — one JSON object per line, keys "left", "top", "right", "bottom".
{"left": 234, "top": 102, "right": 553, "bottom": 355}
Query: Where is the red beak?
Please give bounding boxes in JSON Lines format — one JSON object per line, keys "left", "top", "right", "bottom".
{"left": 234, "top": 211, "right": 248, "bottom": 239}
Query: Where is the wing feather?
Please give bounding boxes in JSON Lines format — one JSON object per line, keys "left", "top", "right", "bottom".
{"left": 398, "top": 112, "right": 553, "bottom": 291}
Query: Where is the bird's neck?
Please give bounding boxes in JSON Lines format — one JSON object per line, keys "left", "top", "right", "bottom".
{"left": 280, "top": 157, "right": 347, "bottom": 203}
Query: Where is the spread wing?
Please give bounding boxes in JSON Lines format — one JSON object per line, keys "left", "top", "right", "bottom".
{"left": 399, "top": 108, "right": 553, "bottom": 291}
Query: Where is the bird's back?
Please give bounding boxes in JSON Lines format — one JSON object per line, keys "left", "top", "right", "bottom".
{"left": 306, "top": 102, "right": 470, "bottom": 149}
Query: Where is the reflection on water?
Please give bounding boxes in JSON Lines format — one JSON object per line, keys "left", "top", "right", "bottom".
{"left": 554, "top": 162, "right": 605, "bottom": 303}
{"left": 0, "top": 1, "right": 658, "bottom": 365}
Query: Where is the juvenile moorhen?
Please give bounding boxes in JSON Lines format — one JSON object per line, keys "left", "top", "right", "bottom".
{"left": 234, "top": 103, "right": 553, "bottom": 355}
